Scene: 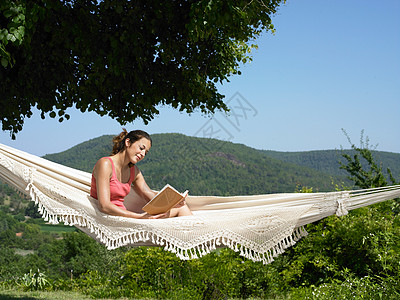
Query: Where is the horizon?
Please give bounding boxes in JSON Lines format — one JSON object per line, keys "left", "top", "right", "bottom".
{"left": 40, "top": 131, "right": 400, "bottom": 157}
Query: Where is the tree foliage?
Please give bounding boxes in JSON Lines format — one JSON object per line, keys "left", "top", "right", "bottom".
{"left": 0, "top": 0, "right": 283, "bottom": 137}
{"left": 339, "top": 130, "right": 399, "bottom": 189}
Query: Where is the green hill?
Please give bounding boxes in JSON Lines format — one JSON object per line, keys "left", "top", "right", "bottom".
{"left": 43, "top": 133, "right": 353, "bottom": 195}
{"left": 43, "top": 134, "right": 114, "bottom": 173}
{"left": 261, "top": 149, "right": 400, "bottom": 178}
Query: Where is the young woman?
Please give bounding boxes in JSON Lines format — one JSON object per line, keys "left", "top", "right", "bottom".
{"left": 90, "top": 129, "right": 192, "bottom": 219}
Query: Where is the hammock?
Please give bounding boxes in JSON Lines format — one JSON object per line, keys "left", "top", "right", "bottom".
{"left": 1, "top": 143, "right": 399, "bottom": 264}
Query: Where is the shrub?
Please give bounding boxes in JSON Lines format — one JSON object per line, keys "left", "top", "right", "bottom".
{"left": 20, "top": 269, "right": 50, "bottom": 291}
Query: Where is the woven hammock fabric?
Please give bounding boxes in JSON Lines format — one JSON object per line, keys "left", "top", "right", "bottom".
{"left": 1, "top": 143, "right": 399, "bottom": 264}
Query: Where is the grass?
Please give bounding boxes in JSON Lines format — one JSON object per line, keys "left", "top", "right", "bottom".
{"left": 38, "top": 224, "right": 76, "bottom": 234}
{"left": 0, "top": 288, "right": 139, "bottom": 300}
{"left": 0, "top": 288, "right": 92, "bottom": 300}
{"left": 3, "top": 198, "right": 11, "bottom": 206}
{"left": 32, "top": 219, "right": 77, "bottom": 234}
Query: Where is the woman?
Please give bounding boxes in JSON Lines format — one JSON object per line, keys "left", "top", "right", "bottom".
{"left": 90, "top": 129, "right": 192, "bottom": 219}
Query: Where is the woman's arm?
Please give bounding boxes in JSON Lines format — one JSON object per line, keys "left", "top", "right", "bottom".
{"left": 94, "top": 159, "right": 165, "bottom": 219}
{"left": 132, "top": 168, "right": 192, "bottom": 217}
{"left": 131, "top": 167, "right": 158, "bottom": 203}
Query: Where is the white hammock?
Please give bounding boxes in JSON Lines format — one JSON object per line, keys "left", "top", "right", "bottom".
{"left": 1, "top": 143, "right": 399, "bottom": 264}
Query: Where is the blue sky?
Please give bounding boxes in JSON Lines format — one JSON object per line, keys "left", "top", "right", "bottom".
{"left": 1, "top": 0, "right": 399, "bottom": 156}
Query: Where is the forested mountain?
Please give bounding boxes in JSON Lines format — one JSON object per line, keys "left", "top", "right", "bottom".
{"left": 42, "top": 133, "right": 353, "bottom": 195}
{"left": 261, "top": 149, "right": 400, "bottom": 178}
{"left": 43, "top": 134, "right": 114, "bottom": 174}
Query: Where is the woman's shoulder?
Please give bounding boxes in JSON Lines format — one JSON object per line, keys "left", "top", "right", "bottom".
{"left": 132, "top": 164, "right": 140, "bottom": 174}
{"left": 97, "top": 157, "right": 113, "bottom": 166}
{"left": 131, "top": 165, "right": 141, "bottom": 179}
{"left": 93, "top": 157, "right": 113, "bottom": 175}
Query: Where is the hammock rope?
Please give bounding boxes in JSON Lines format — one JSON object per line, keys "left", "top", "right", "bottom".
{"left": 1, "top": 143, "right": 399, "bottom": 264}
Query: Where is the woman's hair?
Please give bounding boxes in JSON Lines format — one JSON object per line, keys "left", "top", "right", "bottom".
{"left": 111, "top": 129, "right": 152, "bottom": 155}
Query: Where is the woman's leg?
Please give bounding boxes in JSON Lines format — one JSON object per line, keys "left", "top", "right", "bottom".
{"left": 124, "top": 189, "right": 147, "bottom": 213}
{"left": 169, "top": 204, "right": 193, "bottom": 217}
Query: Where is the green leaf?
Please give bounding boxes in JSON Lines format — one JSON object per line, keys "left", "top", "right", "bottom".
{"left": 3, "top": 9, "right": 13, "bottom": 18}
{"left": 0, "top": 29, "right": 8, "bottom": 40}
{"left": 1, "top": 58, "right": 8, "bottom": 67}
{"left": 6, "top": 34, "right": 16, "bottom": 42}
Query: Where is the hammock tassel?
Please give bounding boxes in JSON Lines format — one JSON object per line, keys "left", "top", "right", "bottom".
{"left": 48, "top": 214, "right": 54, "bottom": 224}
{"left": 205, "top": 242, "right": 211, "bottom": 255}
{"left": 336, "top": 199, "right": 348, "bottom": 217}
{"left": 239, "top": 245, "right": 244, "bottom": 256}
{"left": 171, "top": 243, "right": 178, "bottom": 254}
{"left": 200, "top": 243, "right": 206, "bottom": 255}
{"left": 168, "top": 241, "right": 174, "bottom": 252}
{"left": 163, "top": 241, "right": 170, "bottom": 252}
{"left": 297, "top": 226, "right": 308, "bottom": 238}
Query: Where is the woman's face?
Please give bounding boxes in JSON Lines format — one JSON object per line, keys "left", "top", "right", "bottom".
{"left": 126, "top": 137, "right": 151, "bottom": 164}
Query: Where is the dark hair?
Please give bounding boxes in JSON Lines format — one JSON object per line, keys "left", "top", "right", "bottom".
{"left": 111, "top": 129, "right": 152, "bottom": 155}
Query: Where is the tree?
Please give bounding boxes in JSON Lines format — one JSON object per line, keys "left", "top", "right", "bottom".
{"left": 339, "top": 130, "right": 399, "bottom": 189}
{"left": 0, "top": 0, "right": 283, "bottom": 138}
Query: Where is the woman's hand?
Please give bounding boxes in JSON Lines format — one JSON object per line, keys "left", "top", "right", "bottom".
{"left": 139, "top": 211, "right": 170, "bottom": 219}
{"left": 173, "top": 190, "right": 189, "bottom": 209}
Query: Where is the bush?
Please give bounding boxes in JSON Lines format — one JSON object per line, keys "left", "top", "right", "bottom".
{"left": 277, "top": 202, "right": 400, "bottom": 288}
{"left": 287, "top": 273, "right": 400, "bottom": 299}
{"left": 20, "top": 269, "right": 51, "bottom": 291}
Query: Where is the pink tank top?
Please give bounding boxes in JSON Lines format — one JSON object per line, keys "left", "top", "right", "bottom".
{"left": 90, "top": 157, "right": 136, "bottom": 210}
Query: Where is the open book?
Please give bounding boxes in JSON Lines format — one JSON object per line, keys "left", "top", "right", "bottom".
{"left": 142, "top": 184, "right": 188, "bottom": 215}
